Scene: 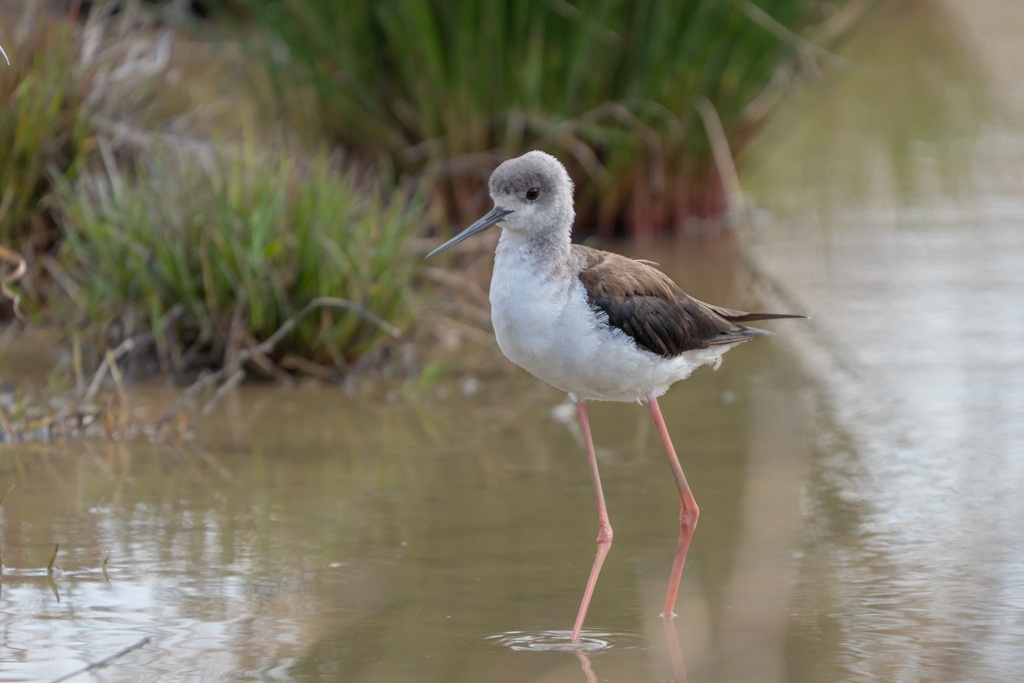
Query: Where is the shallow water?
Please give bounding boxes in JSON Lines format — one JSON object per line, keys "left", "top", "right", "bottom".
{"left": 0, "top": 362, "right": 810, "bottom": 682}
{"left": 3, "top": 2, "right": 1024, "bottom": 681}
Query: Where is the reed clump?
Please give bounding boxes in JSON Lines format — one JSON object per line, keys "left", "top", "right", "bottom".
{"left": 52, "top": 144, "right": 421, "bottom": 377}
{"left": 0, "top": 7, "right": 90, "bottom": 252}
{"left": 0, "top": 0, "right": 870, "bottom": 391}
{"left": 242, "top": 0, "right": 863, "bottom": 237}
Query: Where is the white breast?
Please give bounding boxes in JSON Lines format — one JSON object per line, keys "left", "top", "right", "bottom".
{"left": 489, "top": 237, "right": 727, "bottom": 403}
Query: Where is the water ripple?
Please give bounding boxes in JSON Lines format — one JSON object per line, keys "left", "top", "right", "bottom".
{"left": 474, "top": 629, "right": 652, "bottom": 653}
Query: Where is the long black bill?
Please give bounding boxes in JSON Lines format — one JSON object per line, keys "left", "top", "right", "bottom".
{"left": 426, "top": 206, "right": 514, "bottom": 258}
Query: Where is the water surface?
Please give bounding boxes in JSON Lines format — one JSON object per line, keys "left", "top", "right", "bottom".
{"left": 3, "top": 2, "right": 1024, "bottom": 681}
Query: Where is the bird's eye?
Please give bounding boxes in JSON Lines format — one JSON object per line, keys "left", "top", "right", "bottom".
{"left": 525, "top": 187, "right": 541, "bottom": 201}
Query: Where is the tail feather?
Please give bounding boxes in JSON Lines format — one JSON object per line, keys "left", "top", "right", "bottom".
{"left": 727, "top": 312, "right": 808, "bottom": 323}
{"left": 704, "top": 302, "right": 808, "bottom": 324}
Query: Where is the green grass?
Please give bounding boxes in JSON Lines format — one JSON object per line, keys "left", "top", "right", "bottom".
{"left": 0, "top": 0, "right": 194, "bottom": 297}
{"left": 0, "top": 1, "right": 427, "bottom": 380}
{"left": 52, "top": 142, "right": 423, "bottom": 375}
{"left": 241, "top": 0, "right": 864, "bottom": 236}
{"left": 0, "top": 0, "right": 873, "bottom": 385}
{"left": 0, "top": 8, "right": 91, "bottom": 251}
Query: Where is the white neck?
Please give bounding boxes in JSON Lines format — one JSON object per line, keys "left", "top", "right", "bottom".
{"left": 495, "top": 223, "right": 572, "bottom": 271}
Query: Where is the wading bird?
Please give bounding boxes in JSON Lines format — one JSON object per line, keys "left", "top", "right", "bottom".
{"left": 428, "top": 151, "right": 803, "bottom": 642}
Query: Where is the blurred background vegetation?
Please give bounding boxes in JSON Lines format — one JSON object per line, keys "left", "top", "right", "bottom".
{"left": 0, "top": 0, "right": 878, "bottom": 386}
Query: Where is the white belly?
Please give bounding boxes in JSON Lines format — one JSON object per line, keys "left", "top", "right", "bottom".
{"left": 489, "top": 248, "right": 727, "bottom": 403}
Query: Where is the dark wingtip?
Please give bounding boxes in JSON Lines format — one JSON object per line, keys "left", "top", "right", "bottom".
{"left": 731, "top": 312, "right": 808, "bottom": 323}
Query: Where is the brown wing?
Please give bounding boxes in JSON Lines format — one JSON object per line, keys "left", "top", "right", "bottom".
{"left": 573, "top": 244, "right": 803, "bottom": 358}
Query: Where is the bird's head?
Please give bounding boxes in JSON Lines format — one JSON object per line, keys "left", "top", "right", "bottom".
{"left": 426, "top": 151, "right": 575, "bottom": 258}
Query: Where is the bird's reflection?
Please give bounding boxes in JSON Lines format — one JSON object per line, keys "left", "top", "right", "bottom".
{"left": 574, "top": 648, "right": 598, "bottom": 683}
{"left": 662, "top": 614, "right": 689, "bottom": 683}
{"left": 572, "top": 615, "right": 689, "bottom": 683}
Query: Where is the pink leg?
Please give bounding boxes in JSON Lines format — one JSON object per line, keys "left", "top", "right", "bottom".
{"left": 571, "top": 399, "right": 613, "bottom": 642}
{"left": 648, "top": 397, "right": 699, "bottom": 618}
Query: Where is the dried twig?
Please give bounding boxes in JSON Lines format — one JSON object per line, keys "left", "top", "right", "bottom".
{"left": 0, "top": 245, "right": 27, "bottom": 319}
{"left": 738, "top": 0, "right": 854, "bottom": 70}
{"left": 48, "top": 636, "right": 153, "bottom": 683}
{"left": 694, "top": 97, "right": 748, "bottom": 229}
{"left": 265, "top": 296, "right": 401, "bottom": 348}
{"left": 83, "top": 335, "right": 149, "bottom": 404}
{"left": 198, "top": 368, "right": 245, "bottom": 419}
{"left": 156, "top": 297, "right": 399, "bottom": 431}
{"left": 46, "top": 543, "right": 59, "bottom": 575}
{"left": 737, "top": 0, "right": 878, "bottom": 131}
